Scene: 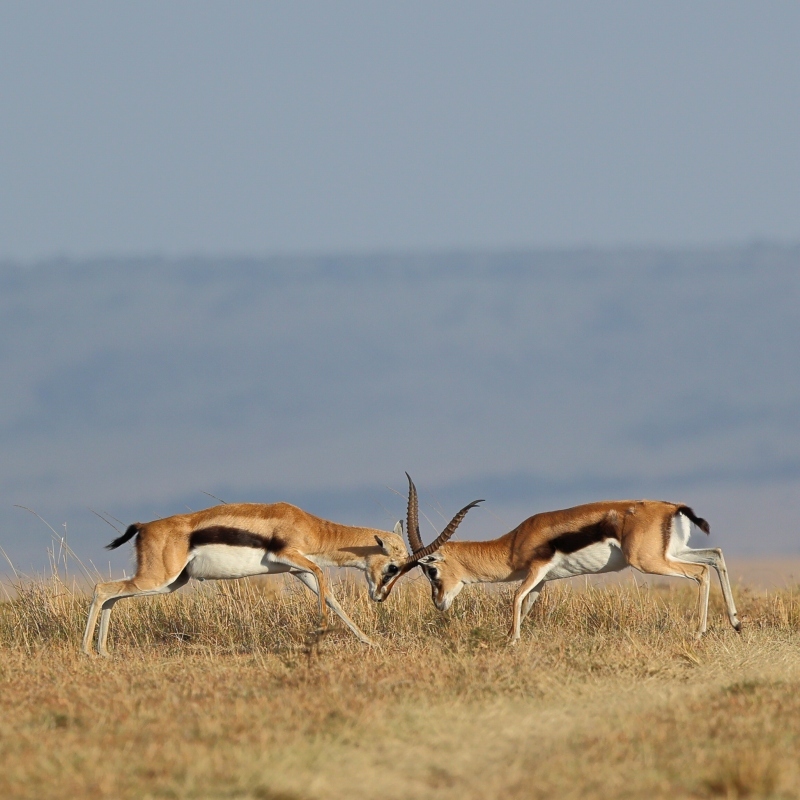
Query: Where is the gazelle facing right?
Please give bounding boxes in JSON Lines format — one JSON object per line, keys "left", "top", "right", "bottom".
{"left": 82, "top": 501, "right": 411, "bottom": 656}
{"left": 388, "top": 476, "right": 741, "bottom": 643}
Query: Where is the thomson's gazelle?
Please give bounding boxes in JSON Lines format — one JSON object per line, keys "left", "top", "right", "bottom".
{"left": 82, "top": 502, "right": 409, "bottom": 655}
{"left": 385, "top": 476, "right": 741, "bottom": 642}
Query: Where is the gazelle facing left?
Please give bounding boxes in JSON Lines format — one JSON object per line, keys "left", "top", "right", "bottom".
{"left": 384, "top": 475, "right": 741, "bottom": 643}
{"left": 82, "top": 501, "right": 409, "bottom": 656}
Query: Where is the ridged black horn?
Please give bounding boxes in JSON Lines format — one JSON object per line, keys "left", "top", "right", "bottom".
{"left": 404, "top": 498, "right": 483, "bottom": 564}
{"left": 405, "top": 473, "right": 424, "bottom": 554}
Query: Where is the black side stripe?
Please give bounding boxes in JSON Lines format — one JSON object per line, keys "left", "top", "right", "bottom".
{"left": 189, "top": 526, "right": 286, "bottom": 553}
{"left": 551, "top": 517, "right": 620, "bottom": 554}
{"left": 535, "top": 516, "right": 620, "bottom": 560}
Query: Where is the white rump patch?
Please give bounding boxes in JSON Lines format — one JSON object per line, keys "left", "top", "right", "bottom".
{"left": 667, "top": 513, "right": 693, "bottom": 560}
{"left": 187, "top": 545, "right": 292, "bottom": 580}
{"left": 544, "top": 539, "right": 628, "bottom": 581}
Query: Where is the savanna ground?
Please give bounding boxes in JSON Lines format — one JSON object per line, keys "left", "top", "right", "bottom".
{"left": 2, "top": 561, "right": 800, "bottom": 800}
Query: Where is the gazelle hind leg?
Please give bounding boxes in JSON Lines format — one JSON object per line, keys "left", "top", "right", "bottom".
{"left": 89, "top": 582, "right": 149, "bottom": 658}
{"left": 82, "top": 595, "right": 102, "bottom": 655}
{"left": 291, "top": 571, "right": 376, "bottom": 646}
{"left": 95, "top": 568, "right": 191, "bottom": 657}
{"left": 695, "top": 565, "right": 711, "bottom": 639}
{"left": 661, "top": 561, "right": 708, "bottom": 637}
{"left": 676, "top": 547, "right": 741, "bottom": 632}
{"left": 96, "top": 599, "right": 120, "bottom": 657}
{"left": 626, "top": 552, "right": 711, "bottom": 637}
{"left": 82, "top": 579, "right": 130, "bottom": 656}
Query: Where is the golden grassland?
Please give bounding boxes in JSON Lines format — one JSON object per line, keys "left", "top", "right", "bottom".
{"left": 2, "top": 568, "right": 800, "bottom": 800}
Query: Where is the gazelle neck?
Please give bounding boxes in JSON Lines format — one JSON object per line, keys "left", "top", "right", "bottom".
{"left": 313, "top": 519, "right": 389, "bottom": 568}
{"left": 446, "top": 538, "right": 514, "bottom": 583}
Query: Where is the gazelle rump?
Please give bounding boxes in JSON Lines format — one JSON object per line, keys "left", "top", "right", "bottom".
{"left": 397, "top": 477, "right": 741, "bottom": 642}
{"left": 82, "top": 502, "right": 408, "bottom": 656}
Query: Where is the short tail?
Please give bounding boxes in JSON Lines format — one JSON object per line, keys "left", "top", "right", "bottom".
{"left": 106, "top": 523, "right": 141, "bottom": 550}
{"left": 677, "top": 505, "right": 710, "bottom": 534}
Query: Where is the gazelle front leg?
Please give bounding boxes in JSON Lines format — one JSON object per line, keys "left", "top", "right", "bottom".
{"left": 509, "top": 566, "right": 548, "bottom": 644}
{"left": 278, "top": 550, "right": 329, "bottom": 630}
{"left": 520, "top": 583, "right": 545, "bottom": 623}
{"left": 291, "top": 570, "right": 376, "bottom": 646}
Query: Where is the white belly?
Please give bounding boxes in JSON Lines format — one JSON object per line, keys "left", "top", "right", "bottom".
{"left": 187, "top": 545, "right": 291, "bottom": 580}
{"left": 544, "top": 540, "right": 628, "bottom": 581}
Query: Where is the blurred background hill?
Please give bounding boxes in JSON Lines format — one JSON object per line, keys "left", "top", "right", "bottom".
{"left": 2, "top": 249, "right": 798, "bottom": 570}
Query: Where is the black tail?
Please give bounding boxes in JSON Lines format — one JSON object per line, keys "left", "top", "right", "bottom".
{"left": 677, "top": 505, "right": 710, "bottom": 534}
{"left": 106, "top": 524, "right": 141, "bottom": 550}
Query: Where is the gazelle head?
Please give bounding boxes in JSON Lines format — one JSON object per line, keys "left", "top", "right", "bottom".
{"left": 416, "top": 550, "right": 467, "bottom": 611}
{"left": 365, "top": 521, "right": 410, "bottom": 602}
{"left": 375, "top": 473, "right": 482, "bottom": 604}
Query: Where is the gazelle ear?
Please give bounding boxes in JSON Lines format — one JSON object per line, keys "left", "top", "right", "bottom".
{"left": 419, "top": 553, "right": 444, "bottom": 564}
{"left": 374, "top": 535, "right": 391, "bottom": 555}
{"left": 394, "top": 520, "right": 403, "bottom": 536}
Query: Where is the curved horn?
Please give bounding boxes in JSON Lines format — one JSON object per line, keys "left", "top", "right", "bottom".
{"left": 405, "top": 472, "right": 424, "bottom": 554}
{"left": 404, "top": 498, "right": 483, "bottom": 563}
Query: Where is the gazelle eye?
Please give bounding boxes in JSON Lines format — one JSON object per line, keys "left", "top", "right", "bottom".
{"left": 385, "top": 564, "right": 399, "bottom": 576}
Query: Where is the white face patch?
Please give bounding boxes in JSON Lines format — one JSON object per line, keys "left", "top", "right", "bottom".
{"left": 543, "top": 539, "right": 628, "bottom": 581}
{"left": 187, "top": 545, "right": 292, "bottom": 580}
{"left": 439, "top": 583, "right": 463, "bottom": 611}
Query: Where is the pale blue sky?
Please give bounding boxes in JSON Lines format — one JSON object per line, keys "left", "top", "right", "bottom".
{"left": 2, "top": 2, "right": 799, "bottom": 259}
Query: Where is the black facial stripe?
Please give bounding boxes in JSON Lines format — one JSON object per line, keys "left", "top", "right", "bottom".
{"left": 189, "top": 526, "right": 286, "bottom": 553}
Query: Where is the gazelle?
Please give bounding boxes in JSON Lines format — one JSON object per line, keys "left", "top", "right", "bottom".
{"left": 385, "top": 475, "right": 741, "bottom": 642}
{"left": 82, "top": 501, "right": 410, "bottom": 656}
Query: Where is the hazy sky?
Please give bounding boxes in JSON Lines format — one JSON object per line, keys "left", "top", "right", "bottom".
{"left": 2, "top": 2, "right": 800, "bottom": 260}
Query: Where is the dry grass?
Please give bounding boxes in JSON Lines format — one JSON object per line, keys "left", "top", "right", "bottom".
{"left": 2, "top": 568, "right": 800, "bottom": 800}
